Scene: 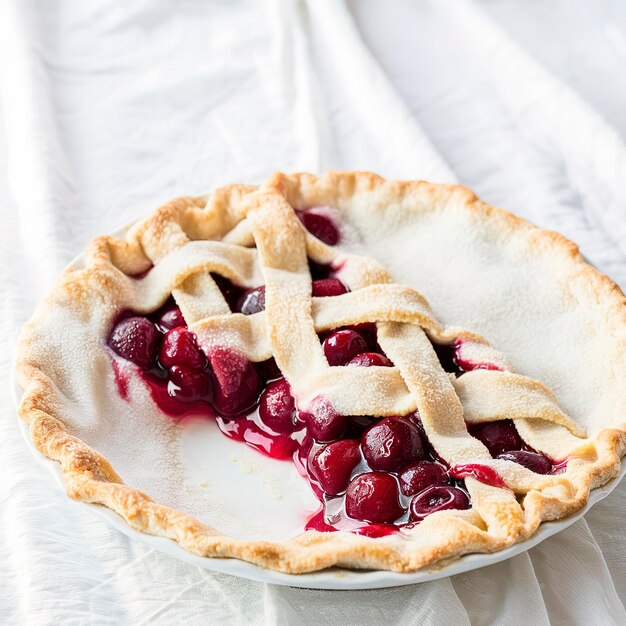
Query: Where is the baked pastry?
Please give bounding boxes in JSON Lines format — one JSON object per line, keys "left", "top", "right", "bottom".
{"left": 16, "top": 172, "right": 626, "bottom": 573}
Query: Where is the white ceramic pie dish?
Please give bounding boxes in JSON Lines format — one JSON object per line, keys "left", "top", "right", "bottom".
{"left": 13, "top": 219, "right": 626, "bottom": 590}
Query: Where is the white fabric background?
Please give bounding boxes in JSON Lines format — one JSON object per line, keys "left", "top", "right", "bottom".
{"left": 1, "top": 0, "right": 625, "bottom": 623}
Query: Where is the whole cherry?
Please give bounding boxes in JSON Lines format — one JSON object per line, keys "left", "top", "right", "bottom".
{"left": 168, "top": 365, "right": 213, "bottom": 403}
{"left": 323, "top": 329, "right": 368, "bottom": 366}
{"left": 209, "top": 348, "right": 261, "bottom": 417}
{"left": 309, "top": 439, "right": 361, "bottom": 495}
{"left": 361, "top": 416, "right": 425, "bottom": 472}
{"left": 160, "top": 327, "right": 206, "bottom": 370}
{"left": 258, "top": 378, "right": 297, "bottom": 435}
{"left": 312, "top": 279, "right": 348, "bottom": 298}
{"left": 299, "top": 397, "right": 346, "bottom": 442}
{"left": 109, "top": 316, "right": 161, "bottom": 369}
{"left": 399, "top": 461, "right": 449, "bottom": 496}
{"left": 345, "top": 472, "right": 405, "bottom": 524}
{"left": 409, "top": 485, "right": 470, "bottom": 521}
{"left": 497, "top": 450, "right": 552, "bottom": 474}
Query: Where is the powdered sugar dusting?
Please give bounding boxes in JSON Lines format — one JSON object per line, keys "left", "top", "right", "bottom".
{"left": 339, "top": 197, "right": 621, "bottom": 432}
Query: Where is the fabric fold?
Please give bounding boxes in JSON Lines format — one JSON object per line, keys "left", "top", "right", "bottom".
{"left": 1, "top": 0, "right": 625, "bottom": 622}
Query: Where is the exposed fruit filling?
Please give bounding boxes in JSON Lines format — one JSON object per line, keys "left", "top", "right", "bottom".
{"left": 296, "top": 209, "right": 340, "bottom": 246}
{"left": 108, "top": 265, "right": 559, "bottom": 536}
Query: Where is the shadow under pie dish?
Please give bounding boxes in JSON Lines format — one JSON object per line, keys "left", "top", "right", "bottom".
{"left": 16, "top": 171, "right": 626, "bottom": 574}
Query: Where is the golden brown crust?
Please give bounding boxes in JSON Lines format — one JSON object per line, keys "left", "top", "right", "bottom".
{"left": 15, "top": 171, "right": 626, "bottom": 573}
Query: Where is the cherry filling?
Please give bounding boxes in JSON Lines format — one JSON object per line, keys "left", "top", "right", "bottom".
{"left": 235, "top": 278, "right": 347, "bottom": 317}
{"left": 168, "top": 365, "right": 213, "bottom": 403}
{"left": 361, "top": 417, "right": 425, "bottom": 472}
{"left": 299, "top": 396, "right": 347, "bottom": 442}
{"left": 409, "top": 485, "right": 470, "bottom": 521}
{"left": 109, "top": 316, "right": 160, "bottom": 369}
{"left": 347, "top": 352, "right": 393, "bottom": 367}
{"left": 449, "top": 463, "right": 508, "bottom": 489}
{"left": 399, "top": 461, "right": 448, "bottom": 496}
{"left": 345, "top": 472, "right": 405, "bottom": 524}
{"left": 212, "top": 273, "right": 246, "bottom": 312}
{"left": 107, "top": 277, "right": 559, "bottom": 537}
{"left": 238, "top": 286, "right": 266, "bottom": 316}
{"left": 155, "top": 303, "right": 185, "bottom": 332}
{"left": 323, "top": 329, "right": 369, "bottom": 366}
{"left": 309, "top": 259, "right": 334, "bottom": 281}
{"left": 468, "top": 420, "right": 522, "bottom": 457}
{"left": 309, "top": 439, "right": 361, "bottom": 495}
{"left": 312, "top": 278, "right": 348, "bottom": 298}
{"left": 296, "top": 209, "right": 340, "bottom": 246}
{"left": 209, "top": 347, "right": 261, "bottom": 417}
{"left": 160, "top": 327, "right": 206, "bottom": 370}
{"left": 432, "top": 340, "right": 503, "bottom": 375}
{"left": 258, "top": 378, "right": 297, "bottom": 435}
{"left": 497, "top": 450, "right": 552, "bottom": 475}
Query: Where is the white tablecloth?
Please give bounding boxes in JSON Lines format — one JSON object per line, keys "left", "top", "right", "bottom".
{"left": 1, "top": 1, "right": 625, "bottom": 623}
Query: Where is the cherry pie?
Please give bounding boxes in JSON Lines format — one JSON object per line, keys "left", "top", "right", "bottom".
{"left": 17, "top": 172, "right": 626, "bottom": 573}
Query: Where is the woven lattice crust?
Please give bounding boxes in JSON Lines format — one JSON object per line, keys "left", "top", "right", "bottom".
{"left": 17, "top": 172, "right": 626, "bottom": 573}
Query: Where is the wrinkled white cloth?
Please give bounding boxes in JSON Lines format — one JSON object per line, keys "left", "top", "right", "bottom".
{"left": 1, "top": 0, "right": 625, "bottom": 623}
